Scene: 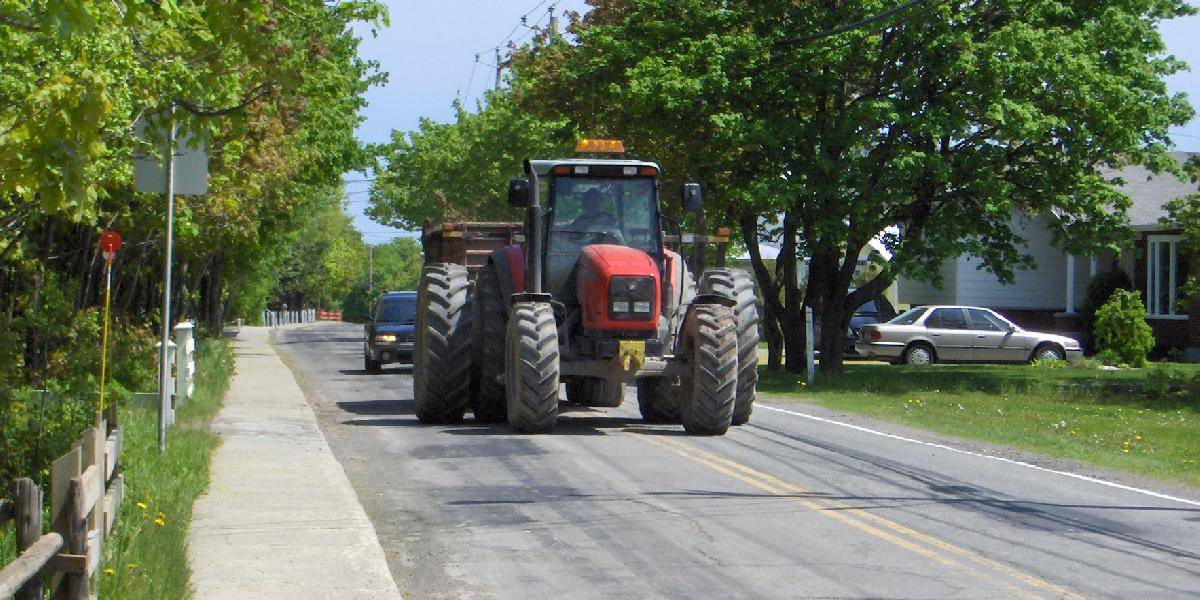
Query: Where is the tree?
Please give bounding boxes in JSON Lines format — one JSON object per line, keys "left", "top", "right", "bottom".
{"left": 368, "top": 91, "right": 573, "bottom": 230}
{"left": 510, "top": 0, "right": 1194, "bottom": 373}
{"left": 341, "top": 238, "right": 424, "bottom": 322}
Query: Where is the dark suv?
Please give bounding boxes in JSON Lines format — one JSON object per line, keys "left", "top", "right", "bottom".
{"left": 363, "top": 291, "right": 417, "bottom": 372}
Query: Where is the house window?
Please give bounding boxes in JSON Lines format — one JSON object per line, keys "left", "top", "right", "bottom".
{"left": 1146, "top": 235, "right": 1187, "bottom": 318}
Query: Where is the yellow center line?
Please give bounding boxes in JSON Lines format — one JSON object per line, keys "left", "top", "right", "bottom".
{"left": 639, "top": 433, "right": 1082, "bottom": 599}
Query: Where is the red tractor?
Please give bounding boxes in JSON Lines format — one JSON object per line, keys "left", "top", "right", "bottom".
{"left": 412, "top": 141, "right": 759, "bottom": 435}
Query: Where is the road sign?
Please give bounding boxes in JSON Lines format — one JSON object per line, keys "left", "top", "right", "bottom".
{"left": 100, "top": 229, "right": 122, "bottom": 262}
{"left": 133, "top": 119, "right": 208, "bottom": 195}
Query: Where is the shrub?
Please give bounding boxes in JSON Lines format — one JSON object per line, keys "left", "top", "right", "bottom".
{"left": 1081, "top": 268, "right": 1134, "bottom": 352}
{"left": 1093, "top": 289, "right": 1154, "bottom": 367}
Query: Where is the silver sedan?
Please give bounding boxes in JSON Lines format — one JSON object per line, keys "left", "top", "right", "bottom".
{"left": 854, "top": 305, "right": 1084, "bottom": 365}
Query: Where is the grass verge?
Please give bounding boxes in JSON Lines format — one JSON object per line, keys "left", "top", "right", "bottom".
{"left": 96, "top": 338, "right": 233, "bottom": 597}
{"left": 759, "top": 362, "right": 1200, "bottom": 488}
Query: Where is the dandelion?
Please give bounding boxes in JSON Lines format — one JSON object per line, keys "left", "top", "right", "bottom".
{"left": 1135, "top": 435, "right": 1142, "bottom": 441}
{"left": 103, "top": 568, "right": 115, "bottom": 576}
{"left": 136, "top": 502, "right": 147, "bottom": 510}
{"left": 155, "top": 517, "right": 165, "bottom": 526}
{"left": 127, "top": 563, "right": 137, "bottom": 570}
{"left": 1122, "top": 440, "right": 1131, "bottom": 454}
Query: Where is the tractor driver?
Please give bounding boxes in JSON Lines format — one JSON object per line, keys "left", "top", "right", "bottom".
{"left": 568, "top": 188, "right": 623, "bottom": 243}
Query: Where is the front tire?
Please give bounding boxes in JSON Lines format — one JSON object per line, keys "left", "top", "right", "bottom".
{"left": 566, "top": 379, "right": 624, "bottom": 407}
{"left": 903, "top": 343, "right": 936, "bottom": 366}
{"left": 364, "top": 353, "right": 382, "bottom": 373}
{"left": 1031, "top": 343, "right": 1065, "bottom": 363}
{"left": 637, "top": 376, "right": 681, "bottom": 423}
{"left": 679, "top": 304, "right": 738, "bottom": 435}
{"left": 413, "top": 264, "right": 472, "bottom": 424}
{"left": 471, "top": 263, "right": 508, "bottom": 422}
{"left": 506, "top": 302, "right": 560, "bottom": 433}
{"left": 699, "top": 269, "right": 759, "bottom": 425}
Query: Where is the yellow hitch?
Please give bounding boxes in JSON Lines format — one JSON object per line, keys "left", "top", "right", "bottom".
{"left": 617, "top": 340, "right": 646, "bottom": 372}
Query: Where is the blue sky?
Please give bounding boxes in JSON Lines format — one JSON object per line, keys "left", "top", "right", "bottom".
{"left": 345, "top": 3, "right": 1200, "bottom": 243}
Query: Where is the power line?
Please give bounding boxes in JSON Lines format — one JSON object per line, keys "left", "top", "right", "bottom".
{"left": 478, "top": 0, "right": 552, "bottom": 54}
{"left": 778, "top": 0, "right": 942, "bottom": 47}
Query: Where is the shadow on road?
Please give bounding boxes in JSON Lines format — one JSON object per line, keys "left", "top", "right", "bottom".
{"left": 337, "top": 399, "right": 689, "bottom": 437}
{"left": 337, "top": 366, "right": 413, "bottom": 376}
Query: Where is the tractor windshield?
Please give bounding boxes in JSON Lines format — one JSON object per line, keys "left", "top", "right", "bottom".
{"left": 545, "top": 176, "right": 660, "bottom": 299}
{"left": 549, "top": 177, "right": 659, "bottom": 254}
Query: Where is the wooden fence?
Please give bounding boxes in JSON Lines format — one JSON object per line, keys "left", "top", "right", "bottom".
{"left": 0, "top": 420, "right": 124, "bottom": 599}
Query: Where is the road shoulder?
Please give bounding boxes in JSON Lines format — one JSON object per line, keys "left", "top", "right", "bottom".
{"left": 186, "top": 326, "right": 401, "bottom": 599}
{"left": 760, "top": 394, "right": 1200, "bottom": 503}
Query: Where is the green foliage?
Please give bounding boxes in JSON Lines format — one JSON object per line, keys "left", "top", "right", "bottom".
{"left": 341, "top": 238, "right": 424, "bottom": 321}
{"left": 272, "top": 192, "right": 369, "bottom": 310}
{"left": 1094, "top": 290, "right": 1155, "bottom": 367}
{"left": 1081, "top": 268, "right": 1135, "bottom": 350}
{"left": 500, "top": 0, "right": 1195, "bottom": 373}
{"left": 368, "top": 91, "right": 573, "bottom": 230}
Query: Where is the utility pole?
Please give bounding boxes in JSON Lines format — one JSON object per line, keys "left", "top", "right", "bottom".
{"left": 158, "top": 111, "right": 176, "bottom": 453}
{"left": 494, "top": 48, "right": 502, "bottom": 90}
{"left": 368, "top": 245, "right": 374, "bottom": 294}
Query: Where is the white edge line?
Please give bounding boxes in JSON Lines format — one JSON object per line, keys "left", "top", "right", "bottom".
{"left": 758, "top": 403, "right": 1200, "bottom": 508}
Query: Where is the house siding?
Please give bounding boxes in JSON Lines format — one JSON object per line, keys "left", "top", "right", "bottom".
{"left": 897, "top": 257, "right": 956, "bottom": 306}
{"left": 954, "top": 214, "right": 1074, "bottom": 311}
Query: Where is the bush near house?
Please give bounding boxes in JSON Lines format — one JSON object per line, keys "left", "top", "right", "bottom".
{"left": 1081, "top": 269, "right": 1135, "bottom": 352}
{"left": 1094, "top": 290, "right": 1156, "bottom": 367}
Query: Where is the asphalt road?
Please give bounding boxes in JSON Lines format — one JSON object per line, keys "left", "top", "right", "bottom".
{"left": 274, "top": 322, "right": 1200, "bottom": 599}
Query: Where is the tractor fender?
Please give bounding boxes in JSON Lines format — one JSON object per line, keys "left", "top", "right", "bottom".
{"left": 488, "top": 245, "right": 526, "bottom": 310}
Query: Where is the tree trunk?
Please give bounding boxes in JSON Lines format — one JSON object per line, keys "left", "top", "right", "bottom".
{"left": 778, "top": 213, "right": 806, "bottom": 373}
{"left": 738, "top": 212, "right": 786, "bottom": 371}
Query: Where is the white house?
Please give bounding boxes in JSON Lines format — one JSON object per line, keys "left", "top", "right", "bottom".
{"left": 898, "top": 152, "right": 1198, "bottom": 359}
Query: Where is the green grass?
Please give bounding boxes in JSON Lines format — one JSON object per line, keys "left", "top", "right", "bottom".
{"left": 94, "top": 338, "right": 233, "bottom": 598}
{"left": 759, "top": 362, "right": 1200, "bottom": 487}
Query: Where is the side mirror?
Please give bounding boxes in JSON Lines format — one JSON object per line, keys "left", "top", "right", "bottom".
{"left": 508, "top": 178, "right": 531, "bottom": 208}
{"left": 681, "top": 183, "right": 702, "bottom": 213}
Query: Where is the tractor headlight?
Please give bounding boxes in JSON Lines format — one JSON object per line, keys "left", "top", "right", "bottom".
{"left": 375, "top": 334, "right": 397, "bottom": 343}
{"left": 609, "top": 276, "right": 655, "bottom": 320}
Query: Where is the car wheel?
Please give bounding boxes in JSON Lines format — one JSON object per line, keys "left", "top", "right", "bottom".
{"left": 903, "top": 343, "right": 935, "bottom": 366}
{"left": 1031, "top": 343, "right": 1065, "bottom": 363}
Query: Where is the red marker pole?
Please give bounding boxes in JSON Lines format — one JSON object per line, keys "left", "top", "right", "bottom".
{"left": 98, "top": 229, "right": 121, "bottom": 428}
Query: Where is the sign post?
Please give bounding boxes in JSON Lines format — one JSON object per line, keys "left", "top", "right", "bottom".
{"left": 134, "top": 113, "right": 207, "bottom": 452}
{"left": 805, "top": 307, "right": 815, "bottom": 386}
{"left": 98, "top": 229, "right": 121, "bottom": 428}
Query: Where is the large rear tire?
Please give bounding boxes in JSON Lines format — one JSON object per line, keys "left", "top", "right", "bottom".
{"left": 413, "top": 264, "right": 472, "bottom": 424}
{"left": 506, "top": 302, "right": 560, "bottom": 433}
{"left": 636, "top": 376, "right": 680, "bottom": 423}
{"left": 699, "top": 269, "right": 759, "bottom": 425}
{"left": 471, "top": 263, "right": 507, "bottom": 422}
{"left": 566, "top": 379, "right": 624, "bottom": 407}
{"left": 679, "top": 304, "right": 738, "bottom": 435}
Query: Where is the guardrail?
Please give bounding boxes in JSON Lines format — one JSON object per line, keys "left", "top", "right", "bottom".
{"left": 262, "top": 308, "right": 317, "bottom": 327}
{"left": 0, "top": 420, "right": 124, "bottom": 599}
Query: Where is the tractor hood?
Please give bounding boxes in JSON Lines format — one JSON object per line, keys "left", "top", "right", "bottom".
{"left": 580, "top": 244, "right": 657, "bottom": 273}
{"left": 577, "top": 244, "right": 661, "bottom": 332}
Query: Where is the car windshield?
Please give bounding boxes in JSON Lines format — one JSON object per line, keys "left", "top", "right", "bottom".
{"left": 887, "top": 306, "right": 927, "bottom": 325}
{"left": 855, "top": 300, "right": 878, "bottom": 315}
{"left": 375, "top": 296, "right": 416, "bottom": 323}
{"left": 549, "top": 176, "right": 659, "bottom": 255}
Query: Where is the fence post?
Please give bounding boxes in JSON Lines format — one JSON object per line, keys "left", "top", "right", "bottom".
{"left": 14, "top": 478, "right": 42, "bottom": 600}
{"left": 63, "top": 479, "right": 88, "bottom": 600}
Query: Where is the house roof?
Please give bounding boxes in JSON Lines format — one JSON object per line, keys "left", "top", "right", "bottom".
{"left": 1102, "top": 152, "right": 1197, "bottom": 228}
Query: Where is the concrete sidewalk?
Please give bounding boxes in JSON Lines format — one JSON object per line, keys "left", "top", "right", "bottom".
{"left": 187, "top": 327, "right": 401, "bottom": 599}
